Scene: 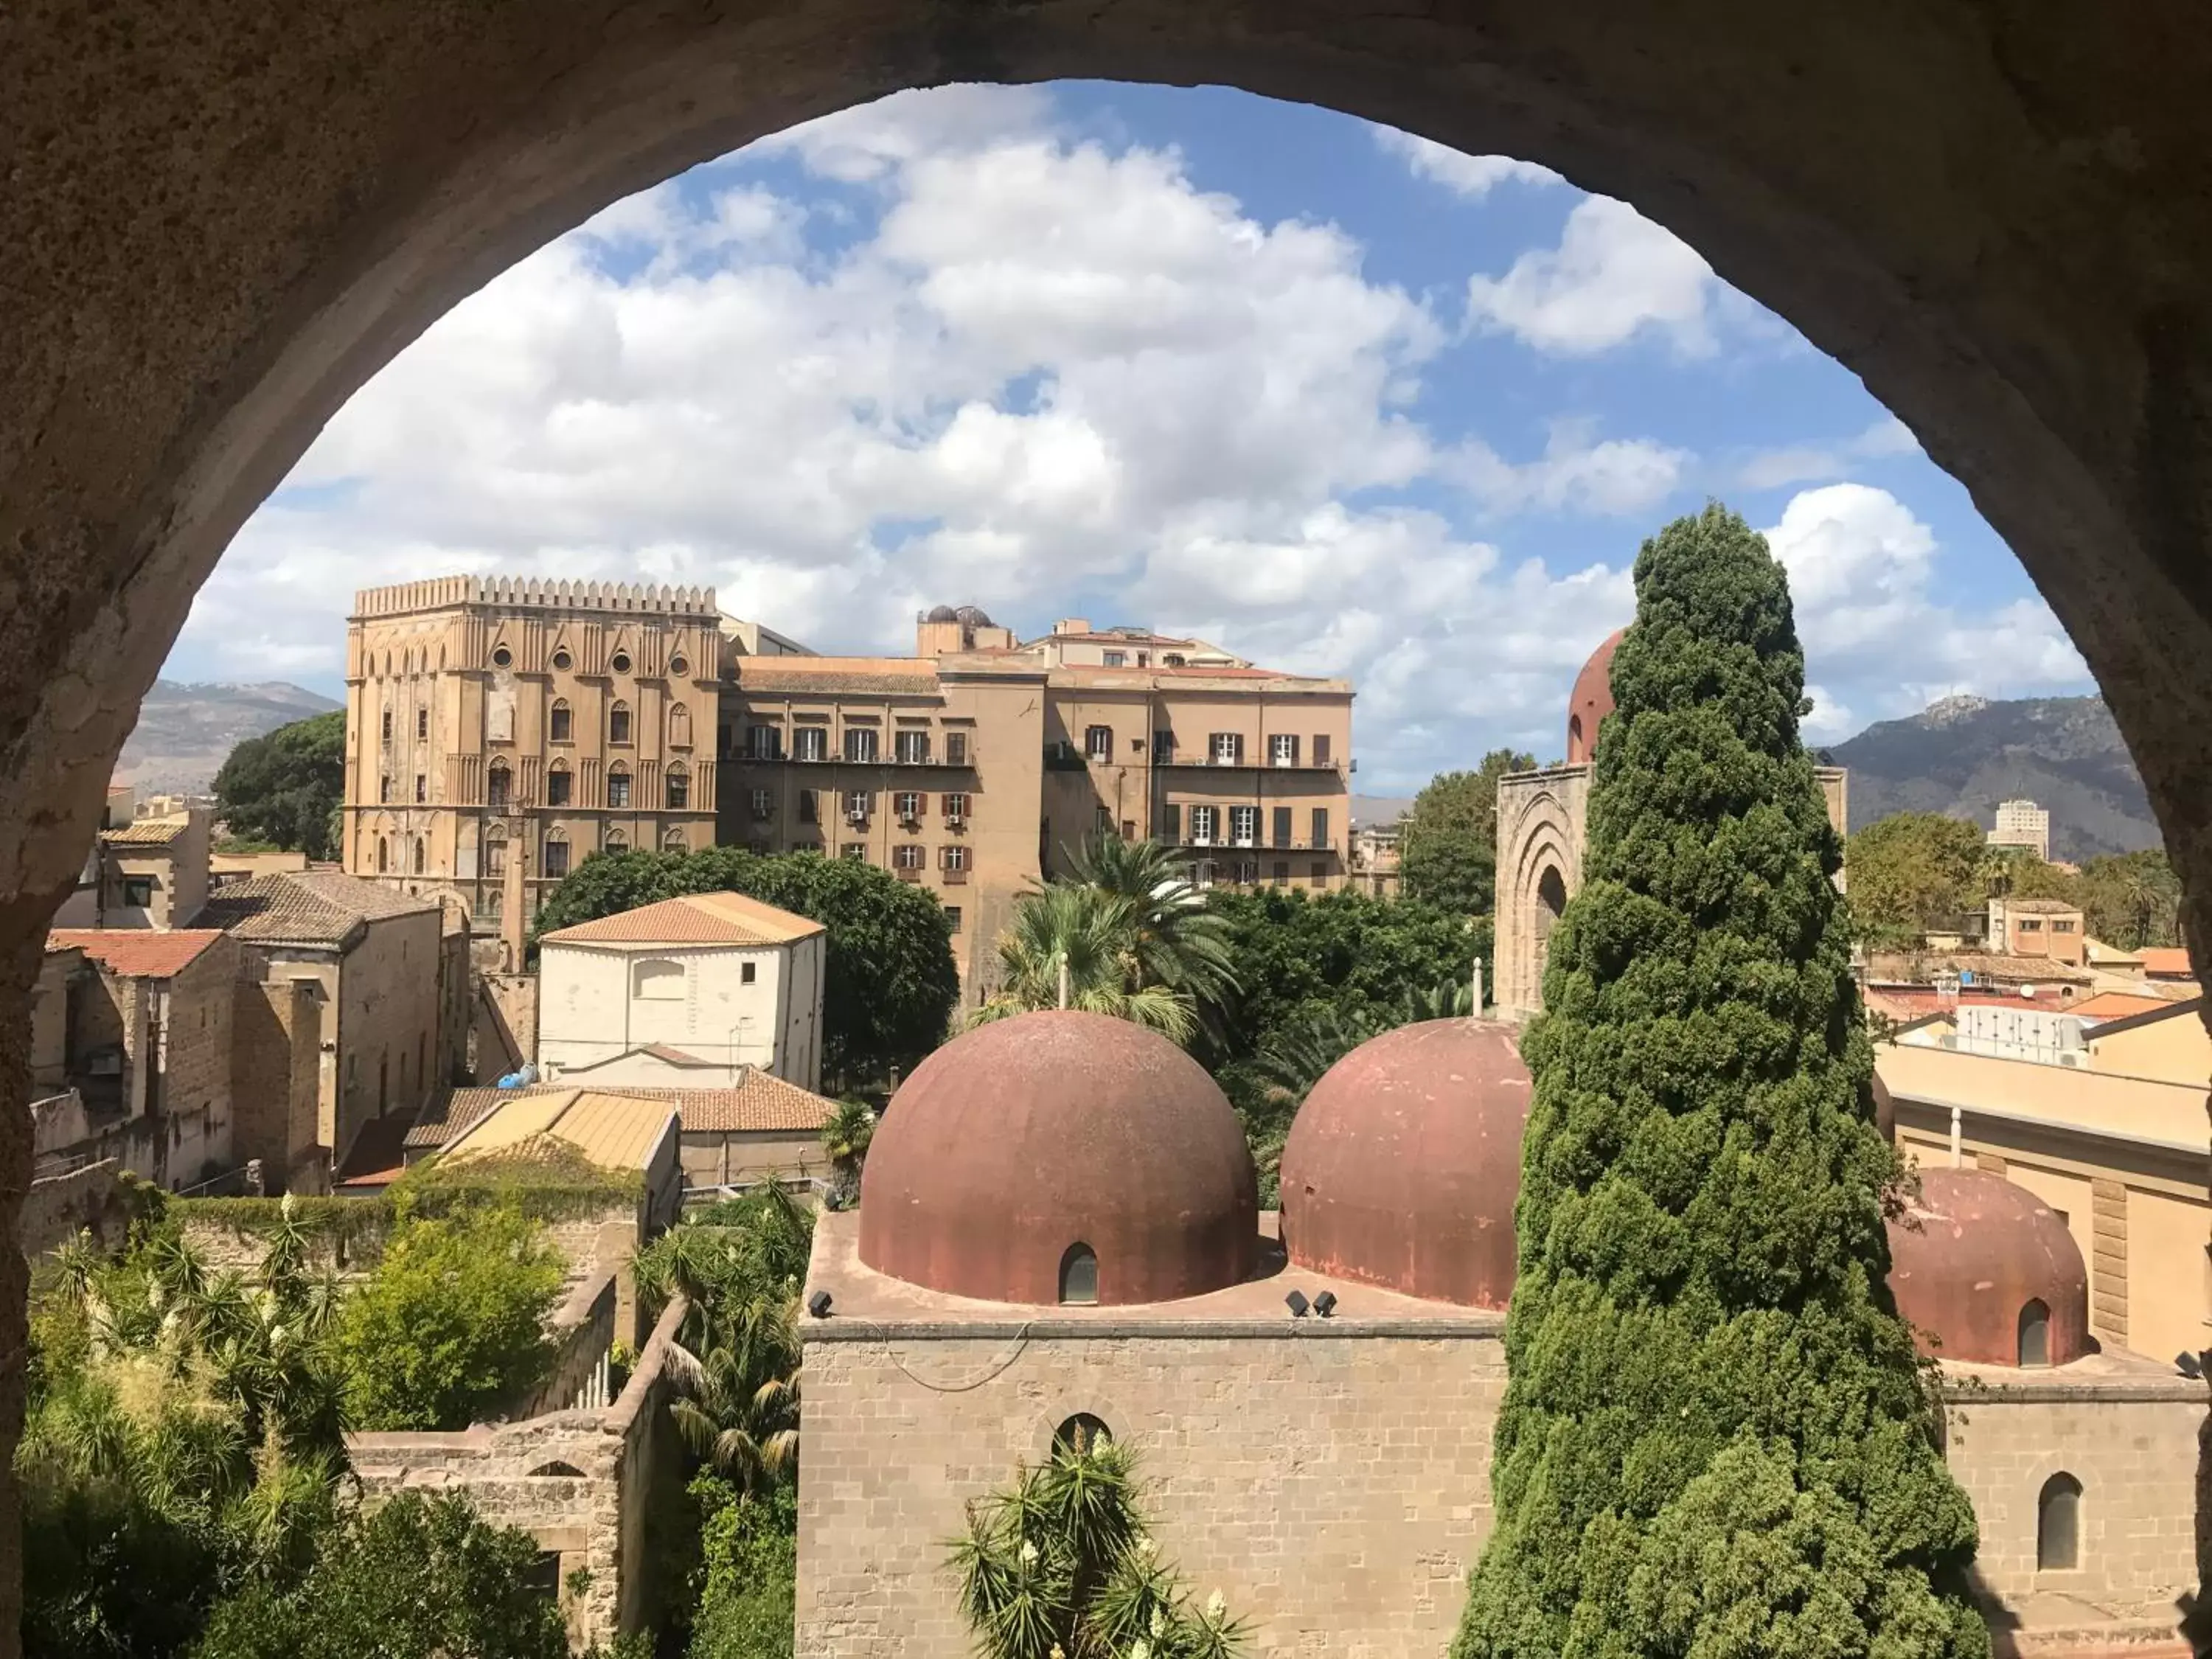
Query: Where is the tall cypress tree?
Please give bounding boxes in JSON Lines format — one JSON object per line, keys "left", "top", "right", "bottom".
{"left": 1455, "top": 505, "right": 1986, "bottom": 1658}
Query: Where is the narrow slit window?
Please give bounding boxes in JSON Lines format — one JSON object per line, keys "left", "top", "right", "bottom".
{"left": 1058, "top": 1242, "right": 1099, "bottom": 1305}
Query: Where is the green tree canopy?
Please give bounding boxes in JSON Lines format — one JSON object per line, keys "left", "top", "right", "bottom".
{"left": 531, "top": 846, "right": 959, "bottom": 1084}
{"left": 1455, "top": 504, "right": 1983, "bottom": 1659}
{"left": 1842, "top": 810, "right": 1987, "bottom": 940}
{"left": 211, "top": 712, "right": 346, "bottom": 862}
{"left": 191, "top": 1492, "right": 574, "bottom": 1659}
{"left": 1398, "top": 748, "right": 1536, "bottom": 917}
{"left": 2076, "top": 848, "right": 2184, "bottom": 949}
{"left": 971, "top": 883, "right": 1199, "bottom": 1041}
{"left": 333, "top": 1206, "right": 563, "bottom": 1433}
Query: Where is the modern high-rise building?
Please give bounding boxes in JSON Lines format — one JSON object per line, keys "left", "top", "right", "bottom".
{"left": 1988, "top": 797, "right": 2052, "bottom": 862}
{"left": 344, "top": 585, "right": 1354, "bottom": 995}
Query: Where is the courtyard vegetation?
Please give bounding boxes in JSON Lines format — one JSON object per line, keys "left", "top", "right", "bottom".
{"left": 950, "top": 1427, "right": 1249, "bottom": 1659}
{"left": 209, "top": 709, "right": 347, "bottom": 863}
{"left": 1453, "top": 504, "right": 1984, "bottom": 1657}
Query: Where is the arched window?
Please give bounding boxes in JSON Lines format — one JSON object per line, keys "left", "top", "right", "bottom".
{"left": 417, "top": 706, "right": 428, "bottom": 740}
{"left": 605, "top": 829, "right": 628, "bottom": 854}
{"left": 665, "top": 762, "right": 689, "bottom": 810}
{"left": 633, "top": 959, "right": 686, "bottom": 1001}
{"left": 411, "top": 837, "right": 425, "bottom": 874}
{"left": 607, "top": 762, "right": 632, "bottom": 809}
{"left": 1054, "top": 1413, "right": 1113, "bottom": 1456}
{"left": 663, "top": 827, "right": 688, "bottom": 852}
{"left": 487, "top": 759, "right": 512, "bottom": 808}
{"left": 609, "top": 700, "right": 632, "bottom": 745}
{"left": 2018, "top": 1298, "right": 2051, "bottom": 1367}
{"left": 669, "top": 702, "right": 692, "bottom": 748}
{"left": 526, "top": 1461, "right": 586, "bottom": 1479}
{"left": 546, "top": 759, "right": 571, "bottom": 807}
{"left": 375, "top": 836, "right": 390, "bottom": 873}
{"left": 380, "top": 707, "right": 394, "bottom": 743}
{"left": 549, "top": 698, "right": 572, "bottom": 742}
{"left": 1058, "top": 1243, "right": 1099, "bottom": 1306}
{"left": 2037, "top": 1472, "right": 2081, "bottom": 1570}
{"left": 484, "top": 828, "right": 507, "bottom": 877}
{"left": 1568, "top": 712, "right": 1585, "bottom": 760}
{"left": 543, "top": 830, "right": 571, "bottom": 878}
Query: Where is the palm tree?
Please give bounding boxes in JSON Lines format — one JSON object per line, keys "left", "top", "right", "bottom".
{"left": 1063, "top": 831, "right": 1241, "bottom": 1013}
{"left": 970, "top": 883, "right": 1197, "bottom": 1041}
{"left": 819, "top": 1099, "right": 875, "bottom": 1209}
{"left": 665, "top": 1295, "right": 802, "bottom": 1499}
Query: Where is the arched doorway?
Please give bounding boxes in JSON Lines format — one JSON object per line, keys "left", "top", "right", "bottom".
{"left": 1533, "top": 863, "right": 1568, "bottom": 989}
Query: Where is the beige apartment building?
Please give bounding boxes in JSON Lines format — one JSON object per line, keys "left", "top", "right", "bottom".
{"left": 717, "top": 614, "right": 1353, "bottom": 990}
{"left": 343, "top": 577, "right": 725, "bottom": 921}
{"left": 1987, "top": 796, "right": 2052, "bottom": 861}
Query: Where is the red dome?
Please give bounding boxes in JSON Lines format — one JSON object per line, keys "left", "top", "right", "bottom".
{"left": 1885, "top": 1168, "right": 2089, "bottom": 1366}
{"left": 1566, "top": 627, "right": 1625, "bottom": 763}
{"left": 858, "top": 1010, "right": 1259, "bottom": 1306}
{"left": 1279, "top": 1019, "right": 1530, "bottom": 1308}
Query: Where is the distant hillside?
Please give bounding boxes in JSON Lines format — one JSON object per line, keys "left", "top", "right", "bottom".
{"left": 1826, "top": 694, "right": 2160, "bottom": 860}
{"left": 117, "top": 680, "right": 343, "bottom": 793}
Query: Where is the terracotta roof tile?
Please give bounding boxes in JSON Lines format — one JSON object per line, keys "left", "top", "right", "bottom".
{"left": 2138, "top": 947, "right": 2195, "bottom": 976}
{"left": 194, "top": 870, "right": 437, "bottom": 944}
{"left": 540, "top": 891, "right": 822, "bottom": 947}
{"left": 2069, "top": 992, "right": 2184, "bottom": 1021}
{"left": 734, "top": 657, "right": 941, "bottom": 698}
{"left": 413, "top": 1074, "right": 836, "bottom": 1144}
{"left": 100, "top": 815, "right": 191, "bottom": 846}
{"left": 48, "top": 928, "right": 226, "bottom": 978}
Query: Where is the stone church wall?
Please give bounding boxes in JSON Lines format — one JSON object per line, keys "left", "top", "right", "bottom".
{"left": 796, "top": 1324, "right": 1507, "bottom": 1658}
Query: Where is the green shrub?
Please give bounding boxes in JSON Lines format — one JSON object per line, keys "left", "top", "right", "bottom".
{"left": 686, "top": 1475, "right": 797, "bottom": 1659}
{"left": 1453, "top": 504, "right": 1984, "bottom": 1658}
{"left": 334, "top": 1206, "right": 565, "bottom": 1431}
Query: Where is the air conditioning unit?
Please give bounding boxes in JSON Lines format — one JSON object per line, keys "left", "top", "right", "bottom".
{"left": 846, "top": 809, "right": 869, "bottom": 825}
{"left": 945, "top": 814, "right": 966, "bottom": 830}
{"left": 899, "top": 815, "right": 919, "bottom": 830}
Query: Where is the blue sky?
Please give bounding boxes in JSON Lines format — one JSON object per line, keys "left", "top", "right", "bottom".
{"left": 175, "top": 81, "right": 2093, "bottom": 790}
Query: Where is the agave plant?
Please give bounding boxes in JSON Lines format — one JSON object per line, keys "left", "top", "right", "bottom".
{"left": 948, "top": 1435, "right": 1251, "bottom": 1659}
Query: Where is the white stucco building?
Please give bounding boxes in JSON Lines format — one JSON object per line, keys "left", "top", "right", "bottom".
{"left": 536, "top": 891, "right": 826, "bottom": 1091}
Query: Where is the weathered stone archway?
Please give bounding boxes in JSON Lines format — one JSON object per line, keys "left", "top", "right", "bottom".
{"left": 11, "top": 0, "right": 2212, "bottom": 1644}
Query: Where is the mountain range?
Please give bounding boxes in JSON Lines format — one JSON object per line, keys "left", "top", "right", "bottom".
{"left": 116, "top": 680, "right": 343, "bottom": 793}
{"left": 1822, "top": 694, "right": 2158, "bottom": 860}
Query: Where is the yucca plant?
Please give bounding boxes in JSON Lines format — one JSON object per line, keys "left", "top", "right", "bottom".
{"left": 948, "top": 1433, "right": 1251, "bottom": 1659}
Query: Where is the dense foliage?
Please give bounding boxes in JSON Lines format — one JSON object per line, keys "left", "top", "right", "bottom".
{"left": 1455, "top": 505, "right": 1983, "bottom": 1658}
{"left": 531, "top": 846, "right": 959, "bottom": 1083}
{"left": 637, "top": 1189, "right": 814, "bottom": 1658}
{"left": 192, "top": 1492, "right": 575, "bottom": 1659}
{"left": 685, "top": 1476, "right": 798, "bottom": 1659}
{"left": 1846, "top": 810, "right": 2183, "bottom": 951}
{"left": 1398, "top": 749, "right": 1536, "bottom": 917}
{"left": 212, "top": 712, "right": 347, "bottom": 861}
{"left": 334, "top": 1206, "right": 565, "bottom": 1432}
{"left": 974, "top": 835, "right": 1237, "bottom": 1043}
{"left": 950, "top": 1429, "right": 1249, "bottom": 1659}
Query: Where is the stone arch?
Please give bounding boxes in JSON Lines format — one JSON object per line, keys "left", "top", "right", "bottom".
{"left": 16, "top": 6, "right": 2212, "bottom": 1615}
{"left": 1496, "top": 784, "right": 1582, "bottom": 1018}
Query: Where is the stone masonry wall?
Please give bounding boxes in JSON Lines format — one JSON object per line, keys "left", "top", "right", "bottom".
{"left": 796, "top": 1326, "right": 1506, "bottom": 1659}
{"left": 347, "top": 1290, "right": 687, "bottom": 1652}
{"left": 1941, "top": 1374, "right": 2203, "bottom": 1620}
{"left": 18, "top": 1161, "right": 128, "bottom": 1258}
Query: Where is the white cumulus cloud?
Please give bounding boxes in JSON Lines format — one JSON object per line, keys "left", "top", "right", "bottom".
{"left": 1465, "top": 195, "right": 1720, "bottom": 357}
{"left": 1372, "top": 126, "right": 1560, "bottom": 198}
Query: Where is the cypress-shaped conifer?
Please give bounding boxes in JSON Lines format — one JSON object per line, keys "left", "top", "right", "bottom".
{"left": 1454, "top": 504, "right": 1987, "bottom": 1659}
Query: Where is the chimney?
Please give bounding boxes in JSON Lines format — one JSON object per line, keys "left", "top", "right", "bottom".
{"left": 501, "top": 838, "right": 529, "bottom": 973}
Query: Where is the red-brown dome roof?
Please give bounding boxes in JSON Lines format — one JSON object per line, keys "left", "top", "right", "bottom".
{"left": 1566, "top": 627, "right": 1625, "bottom": 763}
{"left": 1279, "top": 1019, "right": 1530, "bottom": 1308}
{"left": 858, "top": 1010, "right": 1259, "bottom": 1306}
{"left": 1885, "top": 1168, "right": 2089, "bottom": 1366}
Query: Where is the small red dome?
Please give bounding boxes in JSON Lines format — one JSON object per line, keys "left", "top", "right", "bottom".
{"left": 858, "top": 1010, "right": 1259, "bottom": 1306}
{"left": 1886, "top": 1169, "right": 2089, "bottom": 1366}
{"left": 1279, "top": 1019, "right": 1530, "bottom": 1308}
{"left": 1566, "top": 627, "right": 1626, "bottom": 763}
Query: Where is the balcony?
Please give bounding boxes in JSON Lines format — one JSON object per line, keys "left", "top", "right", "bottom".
{"left": 1152, "top": 746, "right": 1346, "bottom": 773}
{"left": 942, "top": 868, "right": 970, "bottom": 885}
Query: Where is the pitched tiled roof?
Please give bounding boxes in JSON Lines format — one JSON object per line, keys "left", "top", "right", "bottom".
{"left": 100, "top": 815, "right": 190, "bottom": 846}
{"left": 417, "top": 1074, "right": 835, "bottom": 1144}
{"left": 2069, "top": 991, "right": 2185, "bottom": 1022}
{"left": 441, "top": 1088, "right": 677, "bottom": 1172}
{"left": 49, "top": 928, "right": 226, "bottom": 979}
{"left": 540, "top": 891, "right": 823, "bottom": 947}
{"left": 2138, "top": 947, "right": 2195, "bottom": 976}
{"left": 195, "top": 870, "right": 437, "bottom": 943}
{"left": 2003, "top": 897, "right": 2081, "bottom": 914}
